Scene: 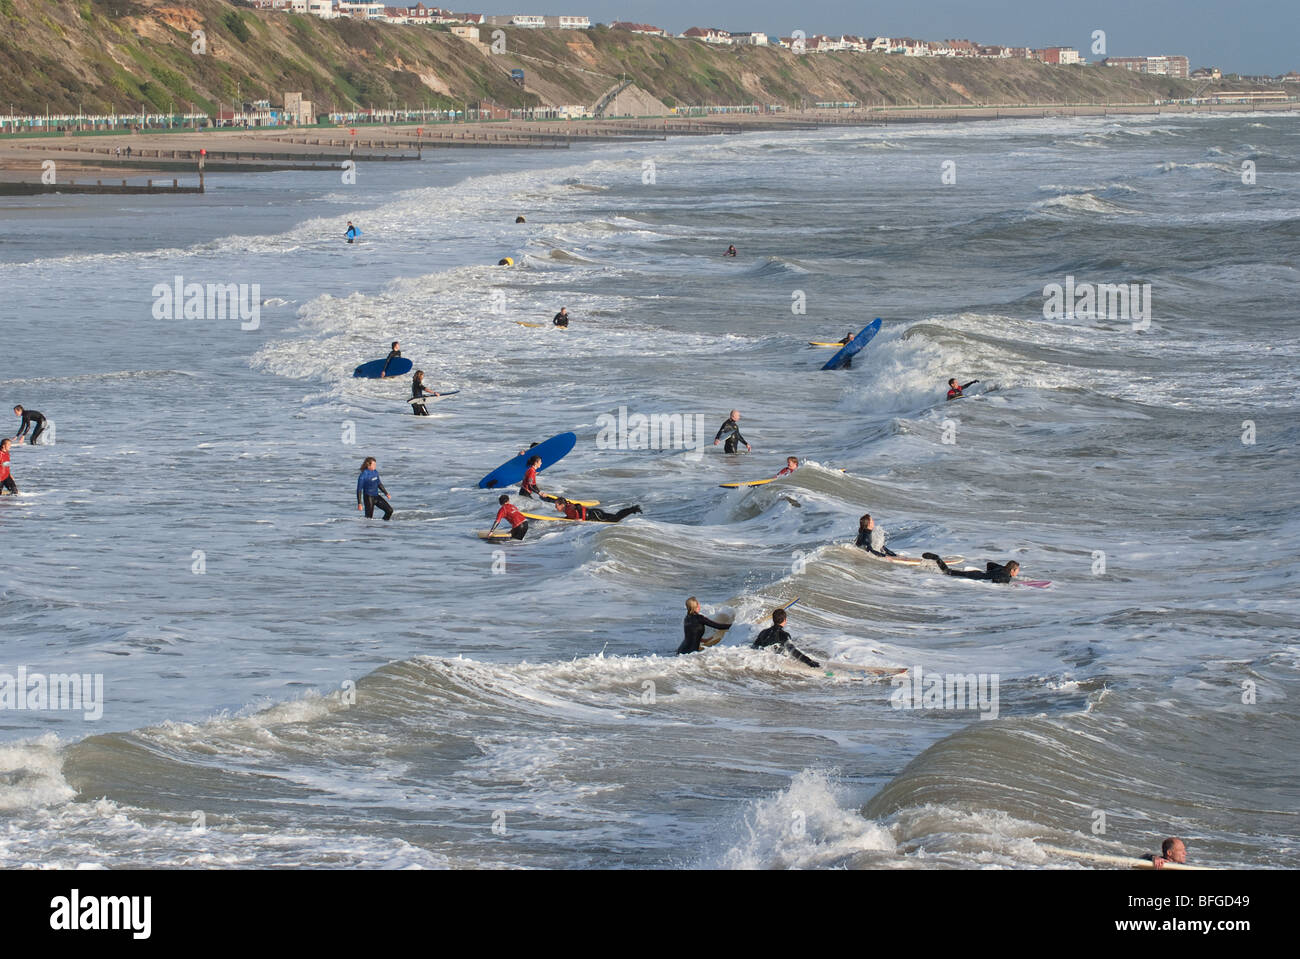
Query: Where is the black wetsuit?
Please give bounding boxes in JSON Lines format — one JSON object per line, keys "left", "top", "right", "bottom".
{"left": 715, "top": 419, "right": 748, "bottom": 454}
{"left": 855, "top": 526, "right": 898, "bottom": 558}
{"left": 411, "top": 375, "right": 432, "bottom": 416}
{"left": 752, "top": 625, "right": 820, "bottom": 668}
{"left": 553, "top": 312, "right": 569, "bottom": 328}
{"left": 677, "top": 611, "right": 730, "bottom": 655}
{"left": 380, "top": 350, "right": 401, "bottom": 377}
{"left": 15, "top": 410, "right": 45, "bottom": 445}
{"left": 924, "top": 554, "right": 1015, "bottom": 584}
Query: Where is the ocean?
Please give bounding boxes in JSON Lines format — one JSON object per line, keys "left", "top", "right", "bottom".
{"left": 1, "top": 112, "right": 1297, "bottom": 869}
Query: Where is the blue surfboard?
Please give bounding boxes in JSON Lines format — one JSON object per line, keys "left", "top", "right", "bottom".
{"left": 479, "top": 432, "right": 577, "bottom": 490}
{"left": 821, "top": 319, "right": 882, "bottom": 371}
{"left": 353, "top": 357, "right": 414, "bottom": 378}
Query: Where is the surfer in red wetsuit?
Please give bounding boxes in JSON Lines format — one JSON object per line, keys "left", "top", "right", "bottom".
{"left": 492, "top": 494, "right": 530, "bottom": 540}
{"left": 552, "top": 497, "right": 641, "bottom": 523}
{"left": 946, "top": 378, "right": 978, "bottom": 400}
{"left": 0, "top": 438, "right": 17, "bottom": 495}
{"left": 519, "top": 456, "right": 543, "bottom": 498}
{"left": 775, "top": 456, "right": 799, "bottom": 478}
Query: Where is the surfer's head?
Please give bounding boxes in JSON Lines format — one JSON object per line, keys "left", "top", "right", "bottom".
{"left": 729, "top": 410, "right": 740, "bottom": 422}
{"left": 1161, "top": 838, "right": 1187, "bottom": 863}
{"left": 786, "top": 457, "right": 798, "bottom": 469}
{"left": 948, "top": 378, "right": 958, "bottom": 388}
{"left": 361, "top": 457, "right": 376, "bottom": 471}
{"left": 527, "top": 456, "right": 542, "bottom": 468}
{"left": 772, "top": 608, "right": 787, "bottom": 626}
{"left": 498, "top": 494, "right": 510, "bottom": 505}
{"left": 685, "top": 596, "right": 700, "bottom": 613}
{"left": 12, "top": 406, "right": 21, "bottom": 415}
{"left": 859, "top": 513, "right": 873, "bottom": 531}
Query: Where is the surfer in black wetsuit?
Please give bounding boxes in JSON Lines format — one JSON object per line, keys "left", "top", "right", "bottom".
{"left": 856, "top": 514, "right": 898, "bottom": 557}
{"left": 553, "top": 307, "right": 570, "bottom": 328}
{"left": 677, "top": 596, "right": 731, "bottom": 655}
{"left": 714, "top": 410, "right": 751, "bottom": 454}
{"left": 13, "top": 406, "right": 46, "bottom": 445}
{"left": 923, "top": 553, "right": 1019, "bottom": 583}
{"left": 410, "top": 370, "right": 438, "bottom": 416}
{"left": 838, "top": 331, "right": 857, "bottom": 368}
{"left": 380, "top": 342, "right": 401, "bottom": 378}
{"left": 946, "top": 378, "right": 979, "bottom": 400}
{"left": 752, "top": 608, "right": 820, "bottom": 668}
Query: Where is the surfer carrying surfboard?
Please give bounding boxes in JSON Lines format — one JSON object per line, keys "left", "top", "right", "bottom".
{"left": 677, "top": 597, "right": 731, "bottom": 655}
{"left": 12, "top": 406, "right": 46, "bottom": 446}
{"left": 410, "top": 370, "right": 439, "bottom": 416}
{"left": 0, "top": 438, "right": 17, "bottom": 495}
{"left": 856, "top": 514, "right": 898, "bottom": 557}
{"left": 492, "top": 495, "right": 530, "bottom": 540}
{"left": 553, "top": 308, "right": 570, "bottom": 328}
{"left": 345, "top": 221, "right": 359, "bottom": 244}
{"left": 752, "top": 608, "right": 820, "bottom": 668}
{"left": 713, "top": 411, "right": 751, "bottom": 454}
{"left": 946, "top": 378, "right": 979, "bottom": 400}
{"left": 922, "top": 553, "right": 1019, "bottom": 583}
{"left": 380, "top": 342, "right": 402, "bottom": 378}
{"left": 356, "top": 457, "right": 394, "bottom": 520}
{"left": 552, "top": 497, "right": 641, "bottom": 523}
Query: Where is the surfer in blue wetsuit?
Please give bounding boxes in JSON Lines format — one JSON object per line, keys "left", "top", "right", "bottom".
{"left": 677, "top": 597, "right": 731, "bottom": 655}
{"left": 380, "top": 342, "right": 401, "bottom": 378}
{"left": 346, "top": 221, "right": 359, "bottom": 243}
{"left": 946, "top": 378, "right": 978, "bottom": 400}
{"left": 752, "top": 608, "right": 820, "bottom": 668}
{"left": 856, "top": 514, "right": 898, "bottom": 557}
{"left": 923, "top": 553, "right": 1018, "bottom": 583}
{"left": 13, "top": 406, "right": 46, "bottom": 446}
{"left": 714, "top": 410, "right": 751, "bottom": 454}
{"left": 411, "top": 370, "right": 439, "bottom": 416}
{"left": 356, "top": 457, "right": 394, "bottom": 520}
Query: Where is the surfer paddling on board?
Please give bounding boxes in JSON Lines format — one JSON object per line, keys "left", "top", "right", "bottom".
{"left": 12, "top": 406, "right": 46, "bottom": 446}
{"left": 677, "top": 597, "right": 731, "bottom": 655}
{"left": 410, "top": 370, "right": 440, "bottom": 416}
{"left": 946, "top": 377, "right": 979, "bottom": 400}
{"left": 753, "top": 608, "right": 820, "bottom": 668}
{"left": 723, "top": 245, "right": 737, "bottom": 257}
{"left": 1144, "top": 837, "right": 1188, "bottom": 870}
{"left": 345, "top": 221, "right": 359, "bottom": 244}
{"left": 552, "top": 497, "right": 641, "bottom": 523}
{"left": 553, "top": 307, "right": 570, "bottom": 328}
{"left": 775, "top": 457, "right": 799, "bottom": 478}
{"left": 856, "top": 514, "right": 899, "bottom": 557}
{"left": 491, "top": 494, "right": 530, "bottom": 540}
{"left": 923, "top": 554, "right": 1019, "bottom": 583}
{"left": 380, "top": 342, "right": 402, "bottom": 378}
{"left": 0, "top": 438, "right": 17, "bottom": 495}
{"left": 356, "top": 457, "right": 394, "bottom": 520}
{"left": 714, "top": 410, "right": 752, "bottom": 454}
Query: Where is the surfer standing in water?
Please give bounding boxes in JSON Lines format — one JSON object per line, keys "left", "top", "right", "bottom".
{"left": 345, "top": 221, "right": 359, "bottom": 243}
{"left": 947, "top": 377, "right": 979, "bottom": 400}
{"left": 519, "top": 455, "right": 543, "bottom": 498}
{"left": 856, "top": 514, "right": 899, "bottom": 557}
{"left": 752, "top": 608, "right": 820, "bottom": 668}
{"left": 0, "top": 438, "right": 17, "bottom": 495}
{"left": 380, "top": 342, "right": 401, "bottom": 378}
{"left": 923, "top": 554, "right": 1019, "bottom": 583}
{"left": 12, "top": 406, "right": 46, "bottom": 446}
{"left": 714, "top": 410, "right": 752, "bottom": 454}
{"left": 491, "top": 494, "right": 530, "bottom": 540}
{"left": 356, "top": 457, "right": 394, "bottom": 520}
{"left": 410, "top": 370, "right": 439, "bottom": 416}
{"left": 677, "top": 597, "right": 731, "bottom": 655}
{"left": 553, "top": 307, "right": 570, "bottom": 328}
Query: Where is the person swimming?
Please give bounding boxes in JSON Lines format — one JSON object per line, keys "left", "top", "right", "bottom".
{"left": 855, "top": 513, "right": 898, "bottom": 557}
{"left": 552, "top": 497, "right": 642, "bottom": 523}
{"left": 946, "top": 377, "right": 979, "bottom": 400}
{"left": 752, "top": 607, "right": 820, "bottom": 668}
{"left": 922, "top": 553, "right": 1019, "bottom": 583}
{"left": 677, "top": 596, "right": 731, "bottom": 655}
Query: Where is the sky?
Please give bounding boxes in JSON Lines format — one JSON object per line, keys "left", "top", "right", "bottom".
{"left": 563, "top": 0, "right": 1296, "bottom": 75}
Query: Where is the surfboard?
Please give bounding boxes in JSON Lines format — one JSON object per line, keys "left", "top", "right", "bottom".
{"left": 821, "top": 318, "right": 882, "bottom": 371}
{"left": 353, "top": 357, "right": 413, "bottom": 379}
{"left": 515, "top": 322, "right": 544, "bottom": 328}
{"left": 719, "top": 478, "right": 778, "bottom": 488}
{"left": 823, "top": 662, "right": 907, "bottom": 678}
{"left": 809, "top": 341, "right": 846, "bottom": 347}
{"left": 877, "top": 554, "right": 963, "bottom": 567}
{"left": 478, "top": 432, "right": 577, "bottom": 490}
{"left": 345, "top": 229, "right": 362, "bottom": 241}
{"left": 538, "top": 493, "right": 599, "bottom": 507}
{"left": 1019, "top": 579, "right": 1052, "bottom": 588}
{"left": 699, "top": 614, "right": 733, "bottom": 648}
{"left": 518, "top": 512, "right": 575, "bottom": 522}
{"left": 407, "top": 390, "right": 460, "bottom": 404}
{"left": 477, "top": 530, "right": 512, "bottom": 540}
{"left": 1037, "top": 844, "right": 1211, "bottom": 871}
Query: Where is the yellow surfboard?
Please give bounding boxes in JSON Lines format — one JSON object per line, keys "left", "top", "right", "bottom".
{"left": 719, "top": 478, "right": 778, "bottom": 488}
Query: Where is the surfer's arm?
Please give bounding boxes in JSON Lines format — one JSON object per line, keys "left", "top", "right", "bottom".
{"left": 784, "top": 642, "right": 821, "bottom": 669}
{"left": 962, "top": 380, "right": 978, "bottom": 390}
{"left": 700, "top": 616, "right": 729, "bottom": 631}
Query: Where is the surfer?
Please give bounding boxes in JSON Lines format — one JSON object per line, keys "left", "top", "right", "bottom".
{"left": 492, "top": 494, "right": 530, "bottom": 540}
{"left": 1145, "top": 837, "right": 1188, "bottom": 869}
{"left": 345, "top": 221, "right": 359, "bottom": 244}
{"left": 677, "top": 597, "right": 731, "bottom": 655}
{"left": 922, "top": 553, "right": 1019, "bottom": 583}
{"left": 380, "top": 342, "right": 401, "bottom": 378}
{"left": 946, "top": 377, "right": 979, "bottom": 400}
{"left": 0, "top": 438, "right": 17, "bottom": 495}
{"left": 552, "top": 497, "right": 642, "bottom": 523}
{"left": 519, "top": 455, "right": 543, "bottom": 498}
{"left": 855, "top": 514, "right": 898, "bottom": 557}
{"left": 723, "top": 245, "right": 737, "bottom": 257}
{"left": 837, "top": 331, "right": 858, "bottom": 368}
{"left": 410, "top": 370, "right": 439, "bottom": 416}
{"left": 553, "top": 307, "right": 570, "bottom": 328}
{"left": 713, "top": 410, "right": 752, "bottom": 454}
{"left": 775, "top": 456, "right": 799, "bottom": 478}
{"left": 356, "top": 457, "right": 394, "bottom": 520}
{"left": 12, "top": 406, "right": 46, "bottom": 446}
{"left": 752, "top": 608, "right": 820, "bottom": 668}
